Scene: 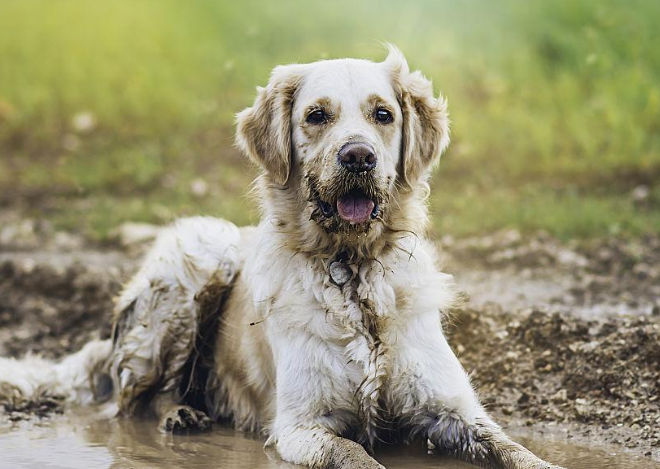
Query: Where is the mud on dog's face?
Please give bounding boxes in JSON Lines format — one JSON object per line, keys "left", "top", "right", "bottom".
{"left": 236, "top": 47, "right": 450, "bottom": 239}
{"left": 292, "top": 58, "right": 403, "bottom": 235}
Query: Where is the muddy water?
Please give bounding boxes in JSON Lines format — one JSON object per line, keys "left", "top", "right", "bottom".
{"left": 0, "top": 412, "right": 657, "bottom": 469}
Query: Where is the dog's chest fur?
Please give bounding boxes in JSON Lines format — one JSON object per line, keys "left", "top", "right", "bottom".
{"left": 299, "top": 258, "right": 400, "bottom": 446}
{"left": 243, "top": 234, "right": 454, "bottom": 447}
{"left": 338, "top": 274, "right": 391, "bottom": 447}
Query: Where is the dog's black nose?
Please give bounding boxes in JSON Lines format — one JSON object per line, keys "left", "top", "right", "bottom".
{"left": 338, "top": 142, "right": 377, "bottom": 173}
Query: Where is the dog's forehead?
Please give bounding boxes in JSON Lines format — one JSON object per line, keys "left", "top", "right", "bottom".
{"left": 295, "top": 59, "right": 396, "bottom": 107}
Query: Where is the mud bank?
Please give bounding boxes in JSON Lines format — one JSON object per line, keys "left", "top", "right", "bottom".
{"left": 0, "top": 227, "right": 658, "bottom": 460}
{"left": 449, "top": 307, "right": 660, "bottom": 458}
{"left": 444, "top": 231, "right": 660, "bottom": 459}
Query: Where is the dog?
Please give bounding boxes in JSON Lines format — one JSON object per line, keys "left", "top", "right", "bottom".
{"left": 0, "top": 46, "right": 564, "bottom": 469}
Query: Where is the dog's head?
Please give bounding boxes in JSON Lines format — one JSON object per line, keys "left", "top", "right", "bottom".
{"left": 236, "top": 46, "right": 449, "bottom": 256}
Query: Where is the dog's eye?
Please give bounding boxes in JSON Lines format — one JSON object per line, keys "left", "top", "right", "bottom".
{"left": 374, "top": 108, "right": 393, "bottom": 124}
{"left": 306, "top": 109, "right": 328, "bottom": 125}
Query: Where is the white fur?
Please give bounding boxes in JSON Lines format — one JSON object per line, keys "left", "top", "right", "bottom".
{"left": 110, "top": 216, "right": 242, "bottom": 412}
{"left": 0, "top": 48, "right": 563, "bottom": 469}
{"left": 0, "top": 340, "right": 111, "bottom": 405}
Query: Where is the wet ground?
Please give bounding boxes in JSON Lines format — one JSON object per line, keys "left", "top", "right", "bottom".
{"left": 0, "top": 219, "right": 659, "bottom": 467}
{"left": 1, "top": 410, "right": 658, "bottom": 469}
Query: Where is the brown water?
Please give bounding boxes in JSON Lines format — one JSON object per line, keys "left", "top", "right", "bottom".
{"left": 0, "top": 412, "right": 657, "bottom": 469}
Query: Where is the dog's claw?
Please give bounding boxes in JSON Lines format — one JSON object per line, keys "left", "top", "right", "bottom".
{"left": 159, "top": 405, "right": 213, "bottom": 433}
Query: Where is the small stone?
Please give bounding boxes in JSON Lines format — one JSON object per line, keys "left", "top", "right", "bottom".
{"left": 551, "top": 389, "right": 568, "bottom": 403}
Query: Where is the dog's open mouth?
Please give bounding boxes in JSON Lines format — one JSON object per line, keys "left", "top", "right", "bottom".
{"left": 318, "top": 190, "right": 379, "bottom": 224}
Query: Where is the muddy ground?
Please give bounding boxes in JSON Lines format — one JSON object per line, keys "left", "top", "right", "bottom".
{"left": 0, "top": 219, "right": 659, "bottom": 461}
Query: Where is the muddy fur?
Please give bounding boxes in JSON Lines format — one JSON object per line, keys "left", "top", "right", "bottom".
{"left": 0, "top": 47, "right": 565, "bottom": 469}
{"left": 177, "top": 275, "right": 234, "bottom": 412}
{"left": 107, "top": 217, "right": 242, "bottom": 419}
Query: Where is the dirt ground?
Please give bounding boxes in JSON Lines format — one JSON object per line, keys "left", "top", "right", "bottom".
{"left": 0, "top": 218, "right": 659, "bottom": 461}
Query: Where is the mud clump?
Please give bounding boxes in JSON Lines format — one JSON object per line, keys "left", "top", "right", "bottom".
{"left": 449, "top": 307, "right": 660, "bottom": 453}
{"left": 1, "top": 395, "right": 64, "bottom": 422}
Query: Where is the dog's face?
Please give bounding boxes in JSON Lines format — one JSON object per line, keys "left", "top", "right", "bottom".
{"left": 291, "top": 59, "right": 401, "bottom": 233}
{"left": 236, "top": 46, "right": 449, "bottom": 250}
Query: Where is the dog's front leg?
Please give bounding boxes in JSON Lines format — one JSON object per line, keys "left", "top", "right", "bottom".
{"left": 269, "top": 331, "right": 385, "bottom": 469}
{"left": 273, "top": 426, "right": 384, "bottom": 469}
{"left": 389, "top": 311, "right": 565, "bottom": 469}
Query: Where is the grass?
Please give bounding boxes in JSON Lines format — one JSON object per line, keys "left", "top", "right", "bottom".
{"left": 0, "top": 0, "right": 659, "bottom": 240}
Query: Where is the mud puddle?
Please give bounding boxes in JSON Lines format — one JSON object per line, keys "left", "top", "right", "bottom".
{"left": 1, "top": 226, "right": 660, "bottom": 463}
{"left": 0, "top": 411, "right": 657, "bottom": 469}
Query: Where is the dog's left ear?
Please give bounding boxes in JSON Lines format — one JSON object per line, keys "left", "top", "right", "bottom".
{"left": 235, "top": 65, "right": 303, "bottom": 186}
{"left": 384, "top": 46, "right": 450, "bottom": 187}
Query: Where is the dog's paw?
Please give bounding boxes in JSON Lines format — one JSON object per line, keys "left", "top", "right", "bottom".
{"left": 159, "top": 405, "right": 213, "bottom": 433}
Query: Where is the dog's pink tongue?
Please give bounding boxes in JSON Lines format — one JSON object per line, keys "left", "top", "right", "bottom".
{"left": 337, "top": 194, "right": 374, "bottom": 224}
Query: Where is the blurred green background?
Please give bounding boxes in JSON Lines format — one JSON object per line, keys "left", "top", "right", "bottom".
{"left": 1, "top": 0, "right": 659, "bottom": 241}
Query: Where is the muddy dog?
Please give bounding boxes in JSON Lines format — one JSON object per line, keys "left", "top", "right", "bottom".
{"left": 0, "top": 47, "right": 564, "bottom": 469}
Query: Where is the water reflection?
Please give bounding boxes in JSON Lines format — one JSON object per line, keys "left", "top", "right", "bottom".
{"left": 0, "top": 411, "right": 658, "bottom": 469}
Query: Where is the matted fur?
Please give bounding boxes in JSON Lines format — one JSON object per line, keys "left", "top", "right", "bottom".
{"left": 0, "top": 47, "right": 564, "bottom": 469}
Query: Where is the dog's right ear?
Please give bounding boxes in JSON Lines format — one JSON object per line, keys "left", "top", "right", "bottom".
{"left": 235, "top": 65, "right": 303, "bottom": 186}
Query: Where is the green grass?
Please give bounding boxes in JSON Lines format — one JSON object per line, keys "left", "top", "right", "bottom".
{"left": 1, "top": 0, "right": 659, "bottom": 240}
{"left": 430, "top": 184, "right": 660, "bottom": 240}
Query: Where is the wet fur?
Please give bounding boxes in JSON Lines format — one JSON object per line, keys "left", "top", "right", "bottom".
{"left": 0, "top": 47, "right": 564, "bottom": 469}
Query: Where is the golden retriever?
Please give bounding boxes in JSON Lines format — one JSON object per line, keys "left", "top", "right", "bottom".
{"left": 0, "top": 46, "right": 564, "bottom": 469}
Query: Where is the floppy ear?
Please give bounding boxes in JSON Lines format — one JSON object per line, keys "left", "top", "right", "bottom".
{"left": 384, "top": 46, "right": 450, "bottom": 187}
{"left": 235, "top": 65, "right": 302, "bottom": 186}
